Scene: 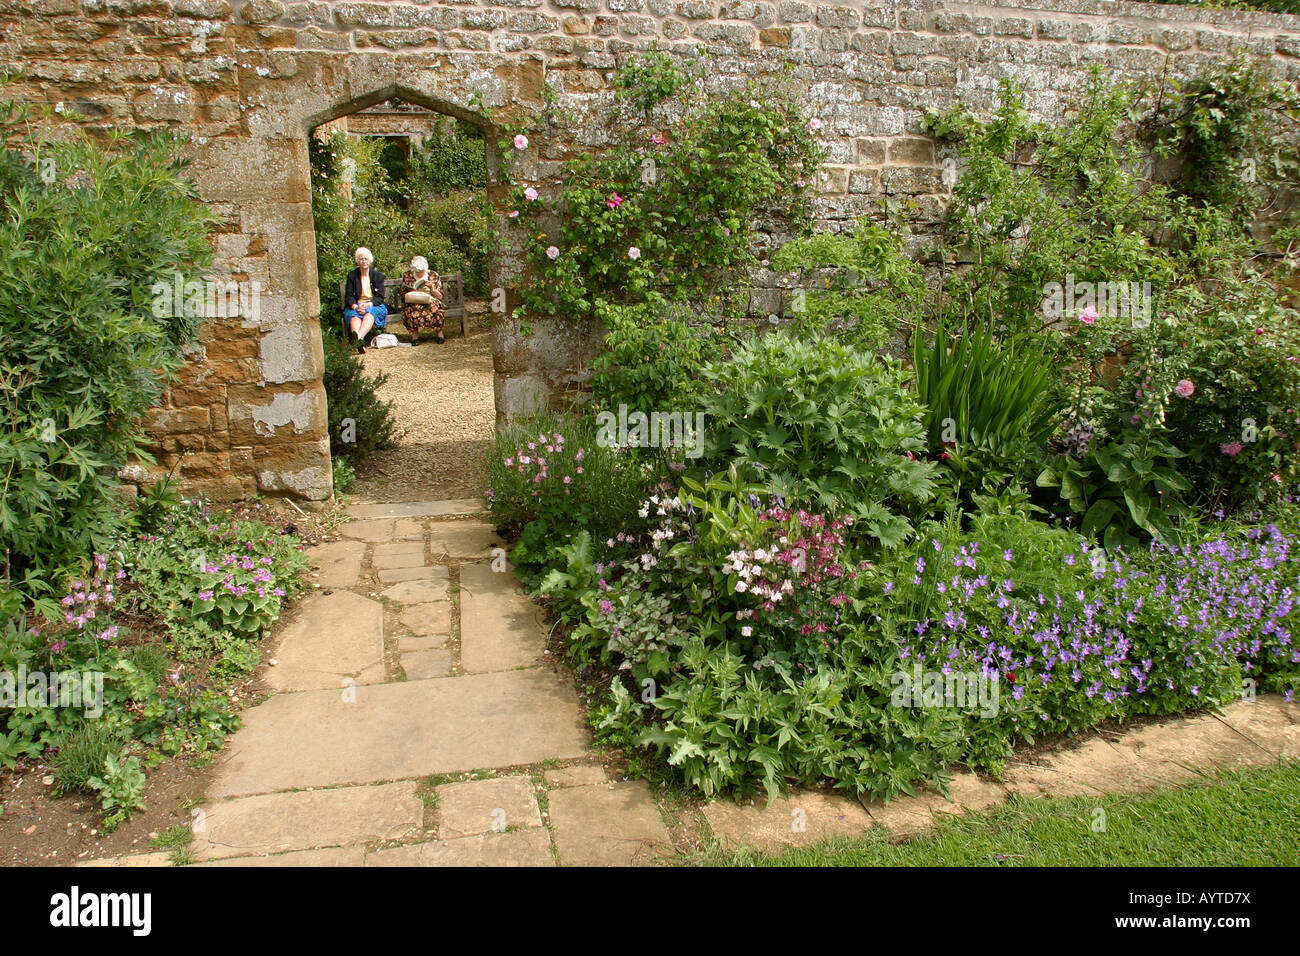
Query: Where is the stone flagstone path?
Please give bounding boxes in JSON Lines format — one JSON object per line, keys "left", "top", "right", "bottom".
{"left": 85, "top": 497, "right": 1299, "bottom": 866}
{"left": 184, "top": 498, "right": 675, "bottom": 867}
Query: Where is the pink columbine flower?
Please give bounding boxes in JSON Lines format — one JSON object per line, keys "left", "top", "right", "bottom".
{"left": 627, "top": 246, "right": 641, "bottom": 260}
{"left": 651, "top": 133, "right": 665, "bottom": 145}
{"left": 514, "top": 134, "right": 529, "bottom": 150}
{"left": 1174, "top": 379, "right": 1195, "bottom": 398}
{"left": 546, "top": 245, "right": 559, "bottom": 260}
{"left": 807, "top": 117, "right": 822, "bottom": 132}
{"left": 1080, "top": 306, "right": 1098, "bottom": 325}
{"left": 606, "top": 192, "right": 624, "bottom": 209}
{"left": 1221, "top": 441, "right": 1244, "bottom": 456}
{"left": 524, "top": 186, "right": 539, "bottom": 201}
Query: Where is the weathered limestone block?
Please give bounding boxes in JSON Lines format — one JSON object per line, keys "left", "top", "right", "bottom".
{"left": 228, "top": 383, "right": 328, "bottom": 443}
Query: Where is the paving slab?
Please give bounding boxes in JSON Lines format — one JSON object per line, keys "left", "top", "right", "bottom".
{"left": 703, "top": 790, "right": 875, "bottom": 854}
{"left": 379, "top": 566, "right": 442, "bottom": 584}
{"left": 382, "top": 576, "right": 450, "bottom": 605}
{"left": 347, "top": 500, "right": 484, "bottom": 519}
{"left": 399, "top": 634, "right": 449, "bottom": 653}
{"left": 905, "top": 772, "right": 1010, "bottom": 820}
{"left": 1003, "top": 737, "right": 1143, "bottom": 798}
{"left": 393, "top": 518, "right": 425, "bottom": 540}
{"left": 339, "top": 519, "right": 395, "bottom": 543}
{"left": 858, "top": 794, "right": 940, "bottom": 837}
{"left": 548, "top": 781, "right": 673, "bottom": 866}
{"left": 309, "top": 540, "right": 365, "bottom": 589}
{"left": 193, "top": 846, "right": 366, "bottom": 867}
{"left": 398, "top": 602, "right": 452, "bottom": 637}
{"left": 266, "top": 590, "right": 384, "bottom": 692}
{"left": 1107, "top": 713, "right": 1275, "bottom": 785}
{"left": 193, "top": 781, "right": 423, "bottom": 860}
{"left": 372, "top": 541, "right": 427, "bottom": 570}
{"left": 208, "top": 669, "right": 592, "bottom": 797}
{"left": 365, "top": 829, "right": 552, "bottom": 866}
{"left": 543, "top": 765, "right": 610, "bottom": 788}
{"left": 402, "top": 648, "right": 452, "bottom": 680}
{"left": 427, "top": 519, "right": 504, "bottom": 560}
{"left": 460, "top": 563, "right": 545, "bottom": 673}
{"left": 436, "top": 777, "right": 542, "bottom": 838}
{"left": 1215, "top": 695, "right": 1300, "bottom": 759}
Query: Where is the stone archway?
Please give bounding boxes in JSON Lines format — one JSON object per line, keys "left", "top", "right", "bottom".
{"left": 140, "top": 50, "right": 546, "bottom": 505}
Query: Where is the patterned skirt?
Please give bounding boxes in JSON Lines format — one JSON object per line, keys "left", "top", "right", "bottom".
{"left": 401, "top": 298, "right": 444, "bottom": 337}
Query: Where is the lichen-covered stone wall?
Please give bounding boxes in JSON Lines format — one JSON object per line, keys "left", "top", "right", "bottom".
{"left": 3, "top": 0, "right": 1298, "bottom": 501}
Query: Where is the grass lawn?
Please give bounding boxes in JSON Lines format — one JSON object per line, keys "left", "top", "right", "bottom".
{"left": 690, "top": 761, "right": 1300, "bottom": 867}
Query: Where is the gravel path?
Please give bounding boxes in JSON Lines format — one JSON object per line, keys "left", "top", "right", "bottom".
{"left": 349, "top": 302, "right": 495, "bottom": 503}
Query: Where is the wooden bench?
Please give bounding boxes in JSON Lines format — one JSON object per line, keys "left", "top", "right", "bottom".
{"left": 338, "top": 271, "right": 467, "bottom": 338}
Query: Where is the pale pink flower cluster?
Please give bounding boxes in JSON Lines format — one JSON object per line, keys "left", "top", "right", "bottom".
{"left": 726, "top": 548, "right": 793, "bottom": 603}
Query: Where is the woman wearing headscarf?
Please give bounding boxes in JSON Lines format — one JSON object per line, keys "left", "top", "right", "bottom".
{"left": 397, "top": 255, "right": 444, "bottom": 345}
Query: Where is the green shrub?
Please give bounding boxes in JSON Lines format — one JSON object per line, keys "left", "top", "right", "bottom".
{"left": 588, "top": 296, "right": 716, "bottom": 414}
{"left": 403, "top": 119, "right": 487, "bottom": 195}
{"left": 511, "top": 62, "right": 823, "bottom": 327}
{"left": 1117, "top": 303, "right": 1300, "bottom": 514}
{"left": 323, "top": 334, "right": 397, "bottom": 466}
{"left": 0, "top": 100, "right": 215, "bottom": 611}
{"left": 770, "top": 218, "right": 926, "bottom": 350}
{"left": 698, "top": 331, "right": 937, "bottom": 548}
{"left": 405, "top": 189, "right": 493, "bottom": 298}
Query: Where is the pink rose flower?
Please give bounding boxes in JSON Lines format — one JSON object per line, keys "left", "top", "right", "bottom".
{"left": 524, "top": 186, "right": 539, "bottom": 201}
{"left": 1080, "top": 306, "right": 1099, "bottom": 325}
{"left": 1221, "top": 441, "right": 1244, "bottom": 457}
{"left": 514, "top": 134, "right": 529, "bottom": 150}
{"left": 627, "top": 246, "right": 641, "bottom": 260}
{"left": 1174, "top": 379, "right": 1195, "bottom": 398}
{"left": 546, "top": 245, "right": 559, "bottom": 260}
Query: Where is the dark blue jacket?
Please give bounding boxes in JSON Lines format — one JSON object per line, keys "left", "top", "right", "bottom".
{"left": 344, "top": 267, "right": 386, "bottom": 312}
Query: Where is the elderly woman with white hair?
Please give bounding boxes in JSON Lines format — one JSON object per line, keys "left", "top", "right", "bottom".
{"left": 343, "top": 247, "right": 388, "bottom": 355}
{"left": 397, "top": 254, "right": 444, "bottom": 345}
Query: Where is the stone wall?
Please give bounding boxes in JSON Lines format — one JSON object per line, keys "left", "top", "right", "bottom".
{"left": 3, "top": 0, "right": 1299, "bottom": 501}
